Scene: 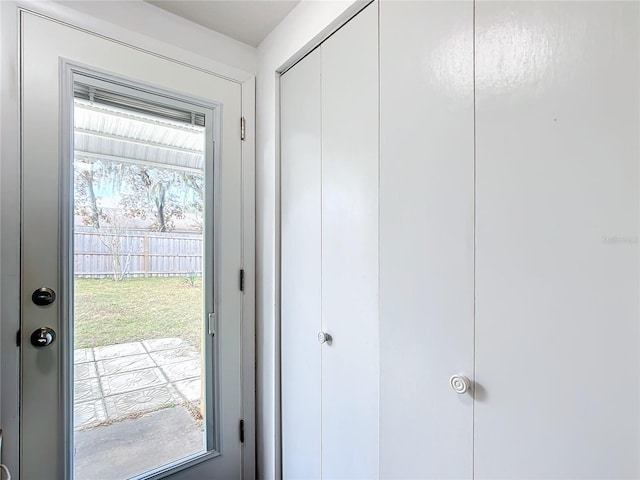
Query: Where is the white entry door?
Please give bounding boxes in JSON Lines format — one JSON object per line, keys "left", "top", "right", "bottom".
{"left": 21, "top": 11, "right": 250, "bottom": 480}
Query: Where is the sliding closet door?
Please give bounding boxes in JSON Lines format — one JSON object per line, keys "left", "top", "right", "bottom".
{"left": 321, "top": 4, "right": 379, "bottom": 478}
{"left": 280, "top": 49, "right": 322, "bottom": 478}
{"left": 379, "top": 2, "right": 475, "bottom": 478}
{"left": 475, "top": 2, "right": 640, "bottom": 478}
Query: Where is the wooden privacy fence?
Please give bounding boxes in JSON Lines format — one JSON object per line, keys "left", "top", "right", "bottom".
{"left": 74, "top": 229, "right": 203, "bottom": 278}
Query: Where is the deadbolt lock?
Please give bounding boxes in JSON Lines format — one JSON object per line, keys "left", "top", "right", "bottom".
{"left": 32, "top": 287, "right": 56, "bottom": 306}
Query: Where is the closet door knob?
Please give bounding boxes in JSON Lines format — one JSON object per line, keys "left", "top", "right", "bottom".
{"left": 317, "top": 332, "right": 331, "bottom": 344}
{"left": 450, "top": 375, "right": 471, "bottom": 394}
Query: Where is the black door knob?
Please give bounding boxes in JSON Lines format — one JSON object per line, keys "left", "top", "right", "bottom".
{"left": 30, "top": 327, "right": 56, "bottom": 347}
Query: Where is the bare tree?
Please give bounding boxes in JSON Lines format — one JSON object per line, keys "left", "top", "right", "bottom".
{"left": 75, "top": 158, "right": 102, "bottom": 229}
{"left": 75, "top": 158, "right": 137, "bottom": 281}
{"left": 121, "top": 166, "right": 185, "bottom": 232}
{"left": 182, "top": 172, "right": 204, "bottom": 231}
{"left": 96, "top": 210, "right": 136, "bottom": 281}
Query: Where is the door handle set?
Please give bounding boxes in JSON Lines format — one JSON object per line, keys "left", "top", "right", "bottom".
{"left": 30, "top": 327, "right": 56, "bottom": 347}
{"left": 30, "top": 287, "right": 57, "bottom": 347}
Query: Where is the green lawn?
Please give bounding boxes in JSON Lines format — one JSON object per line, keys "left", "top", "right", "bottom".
{"left": 74, "top": 277, "right": 203, "bottom": 349}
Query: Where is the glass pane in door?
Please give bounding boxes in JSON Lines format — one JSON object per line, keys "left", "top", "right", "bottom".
{"left": 71, "top": 91, "right": 209, "bottom": 479}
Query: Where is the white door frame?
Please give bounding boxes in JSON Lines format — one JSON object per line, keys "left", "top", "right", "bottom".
{"left": 0, "top": 4, "right": 255, "bottom": 478}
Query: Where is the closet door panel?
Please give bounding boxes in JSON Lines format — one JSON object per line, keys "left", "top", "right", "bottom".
{"left": 280, "top": 48, "right": 322, "bottom": 479}
{"left": 475, "top": 2, "right": 640, "bottom": 478}
{"left": 321, "top": 3, "right": 379, "bottom": 478}
{"left": 379, "top": 2, "right": 475, "bottom": 478}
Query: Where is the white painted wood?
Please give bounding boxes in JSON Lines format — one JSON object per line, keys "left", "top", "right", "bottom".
{"left": 257, "top": 3, "right": 363, "bottom": 477}
{"left": 281, "top": 3, "right": 640, "bottom": 480}
{"left": 0, "top": 3, "right": 22, "bottom": 476}
{"left": 379, "top": 1, "right": 475, "bottom": 478}
{"left": 21, "top": 11, "right": 247, "bottom": 479}
{"left": 241, "top": 75, "right": 257, "bottom": 480}
{"left": 21, "top": 0, "right": 257, "bottom": 80}
{"left": 320, "top": 3, "right": 379, "bottom": 478}
{"left": 280, "top": 47, "right": 322, "bottom": 480}
{"left": 475, "top": 2, "right": 640, "bottom": 478}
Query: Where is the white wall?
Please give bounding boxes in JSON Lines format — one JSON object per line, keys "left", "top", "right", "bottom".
{"left": 0, "top": 1, "right": 255, "bottom": 475}
{"left": 255, "top": 2, "right": 368, "bottom": 478}
{"left": 54, "top": 0, "right": 257, "bottom": 77}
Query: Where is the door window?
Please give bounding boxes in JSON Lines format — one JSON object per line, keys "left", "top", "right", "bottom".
{"left": 71, "top": 76, "right": 217, "bottom": 479}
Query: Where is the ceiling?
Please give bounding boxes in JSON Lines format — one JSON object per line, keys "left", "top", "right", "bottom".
{"left": 145, "top": 0, "right": 300, "bottom": 47}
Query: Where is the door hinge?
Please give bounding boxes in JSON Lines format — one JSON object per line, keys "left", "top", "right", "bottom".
{"left": 16, "top": 330, "right": 21, "bottom": 347}
{"left": 208, "top": 312, "right": 217, "bottom": 336}
{"left": 240, "top": 117, "right": 246, "bottom": 141}
{"left": 240, "top": 269, "right": 245, "bottom": 293}
{"left": 239, "top": 419, "right": 245, "bottom": 443}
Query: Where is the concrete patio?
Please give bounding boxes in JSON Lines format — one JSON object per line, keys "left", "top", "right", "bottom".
{"left": 74, "top": 337, "right": 205, "bottom": 479}
{"left": 74, "top": 337, "right": 202, "bottom": 429}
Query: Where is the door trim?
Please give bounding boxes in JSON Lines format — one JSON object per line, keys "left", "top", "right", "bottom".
{"left": 240, "top": 75, "right": 256, "bottom": 480}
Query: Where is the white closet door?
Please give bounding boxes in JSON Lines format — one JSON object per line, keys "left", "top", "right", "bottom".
{"left": 321, "top": 3, "right": 379, "bottom": 478}
{"left": 379, "top": 1, "right": 475, "bottom": 478}
{"left": 475, "top": 2, "right": 640, "bottom": 478}
{"left": 280, "top": 48, "right": 323, "bottom": 479}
